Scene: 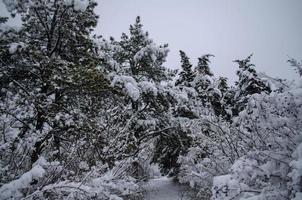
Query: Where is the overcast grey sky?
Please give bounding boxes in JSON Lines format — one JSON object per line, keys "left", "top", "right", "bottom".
{"left": 96, "top": 0, "right": 302, "bottom": 83}
{"left": 1, "top": 0, "right": 301, "bottom": 83}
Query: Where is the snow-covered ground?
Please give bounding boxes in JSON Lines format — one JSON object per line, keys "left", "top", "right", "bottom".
{"left": 143, "top": 177, "right": 193, "bottom": 200}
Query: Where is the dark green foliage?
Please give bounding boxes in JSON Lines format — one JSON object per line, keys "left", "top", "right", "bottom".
{"left": 0, "top": 16, "right": 8, "bottom": 24}
{"left": 288, "top": 58, "right": 302, "bottom": 77}
{"left": 217, "top": 77, "right": 228, "bottom": 93}
{"left": 175, "top": 50, "right": 195, "bottom": 86}
{"left": 174, "top": 105, "right": 199, "bottom": 119}
{"left": 118, "top": 16, "right": 169, "bottom": 82}
{"left": 194, "top": 54, "right": 214, "bottom": 106}
{"left": 2, "top": 3, "right": 297, "bottom": 199}
{"left": 196, "top": 54, "right": 214, "bottom": 77}
{"left": 0, "top": 0, "right": 109, "bottom": 168}
{"left": 234, "top": 54, "right": 271, "bottom": 95}
{"left": 216, "top": 77, "right": 234, "bottom": 120}
{"left": 210, "top": 77, "right": 231, "bottom": 118}
{"left": 233, "top": 54, "right": 271, "bottom": 115}
{"left": 152, "top": 127, "right": 192, "bottom": 176}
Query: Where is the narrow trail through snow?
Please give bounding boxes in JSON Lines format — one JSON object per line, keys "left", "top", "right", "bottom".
{"left": 143, "top": 177, "right": 193, "bottom": 200}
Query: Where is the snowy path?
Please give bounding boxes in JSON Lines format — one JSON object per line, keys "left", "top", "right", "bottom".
{"left": 143, "top": 177, "right": 193, "bottom": 200}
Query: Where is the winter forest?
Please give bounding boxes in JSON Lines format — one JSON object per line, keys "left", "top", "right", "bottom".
{"left": 0, "top": 0, "right": 302, "bottom": 200}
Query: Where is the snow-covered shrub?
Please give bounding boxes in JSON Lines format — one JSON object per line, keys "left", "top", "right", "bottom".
{"left": 0, "top": 157, "right": 48, "bottom": 199}
{"left": 0, "top": 157, "right": 141, "bottom": 200}
{"left": 177, "top": 117, "right": 233, "bottom": 199}
{"left": 289, "top": 139, "right": 302, "bottom": 200}
{"left": 211, "top": 78, "right": 302, "bottom": 200}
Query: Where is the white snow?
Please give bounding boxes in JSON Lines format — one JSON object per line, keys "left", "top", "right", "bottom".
{"left": 143, "top": 177, "right": 192, "bottom": 200}
{"left": 111, "top": 75, "right": 141, "bottom": 100}
{"left": 64, "top": 0, "right": 89, "bottom": 11}
{"left": 73, "top": 0, "right": 89, "bottom": 11}
{"left": 125, "top": 82, "right": 140, "bottom": 101}
{"left": 138, "top": 81, "right": 158, "bottom": 96}
{"left": 0, "top": 158, "right": 46, "bottom": 199}
{"left": 289, "top": 142, "right": 302, "bottom": 196}
{"left": 212, "top": 174, "right": 242, "bottom": 200}
{"left": 133, "top": 43, "right": 169, "bottom": 64}
{"left": 292, "top": 192, "right": 302, "bottom": 200}
{"left": 8, "top": 42, "right": 25, "bottom": 54}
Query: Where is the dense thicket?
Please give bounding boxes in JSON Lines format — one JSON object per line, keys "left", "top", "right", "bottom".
{"left": 1, "top": 1, "right": 301, "bottom": 200}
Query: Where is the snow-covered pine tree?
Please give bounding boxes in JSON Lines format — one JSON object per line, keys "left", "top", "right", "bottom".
{"left": 0, "top": 0, "right": 110, "bottom": 175}
{"left": 0, "top": 2, "right": 148, "bottom": 199}
{"left": 207, "top": 76, "right": 237, "bottom": 121}
{"left": 212, "top": 67, "right": 302, "bottom": 200}
{"left": 193, "top": 54, "right": 215, "bottom": 106}
{"left": 233, "top": 54, "right": 271, "bottom": 115}
{"left": 288, "top": 57, "right": 302, "bottom": 76}
{"left": 175, "top": 50, "right": 195, "bottom": 87}
{"left": 192, "top": 54, "right": 230, "bottom": 119}
{"left": 217, "top": 77, "right": 228, "bottom": 95}
{"left": 195, "top": 54, "right": 214, "bottom": 76}
{"left": 118, "top": 16, "right": 169, "bottom": 82}
{"left": 97, "top": 17, "right": 189, "bottom": 177}
{"left": 211, "top": 76, "right": 231, "bottom": 118}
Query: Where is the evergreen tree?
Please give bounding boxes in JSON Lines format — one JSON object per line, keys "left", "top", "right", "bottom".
{"left": 193, "top": 54, "right": 215, "bottom": 106}
{"left": 175, "top": 50, "right": 195, "bottom": 86}
{"left": 217, "top": 77, "right": 233, "bottom": 118}
{"left": 1, "top": 2, "right": 300, "bottom": 199}
{"left": 195, "top": 54, "right": 214, "bottom": 76}
{"left": 0, "top": 0, "right": 108, "bottom": 169}
{"left": 98, "top": 19, "right": 196, "bottom": 174}
{"left": 233, "top": 54, "right": 271, "bottom": 115}
{"left": 288, "top": 58, "right": 302, "bottom": 76}
{"left": 118, "top": 16, "right": 169, "bottom": 82}
{"left": 210, "top": 76, "right": 231, "bottom": 118}
{"left": 152, "top": 126, "right": 192, "bottom": 176}
{"left": 217, "top": 77, "right": 228, "bottom": 93}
